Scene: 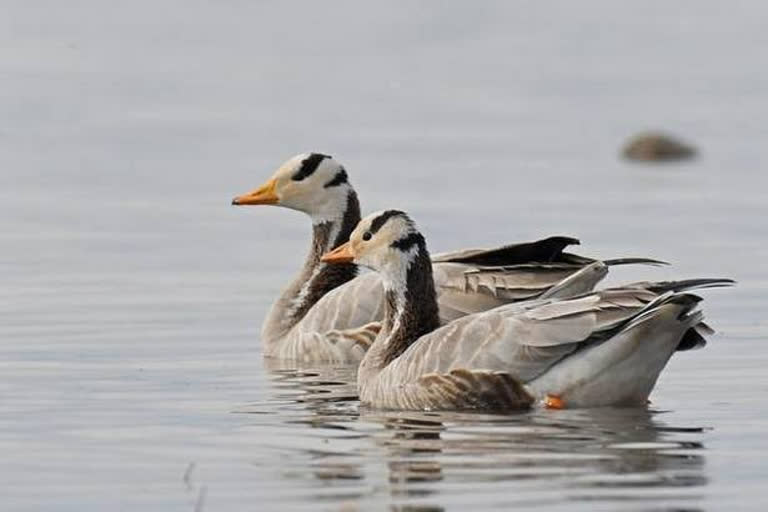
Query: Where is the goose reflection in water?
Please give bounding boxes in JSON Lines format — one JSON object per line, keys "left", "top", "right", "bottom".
{"left": 250, "top": 362, "right": 707, "bottom": 508}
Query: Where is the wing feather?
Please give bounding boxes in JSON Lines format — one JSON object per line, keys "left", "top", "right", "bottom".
{"left": 383, "top": 287, "right": 668, "bottom": 384}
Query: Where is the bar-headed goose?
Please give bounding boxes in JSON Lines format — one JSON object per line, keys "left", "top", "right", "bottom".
{"left": 232, "top": 153, "right": 660, "bottom": 363}
{"left": 321, "top": 210, "right": 732, "bottom": 410}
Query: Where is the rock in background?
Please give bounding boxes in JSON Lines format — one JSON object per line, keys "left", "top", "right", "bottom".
{"left": 622, "top": 132, "right": 697, "bottom": 162}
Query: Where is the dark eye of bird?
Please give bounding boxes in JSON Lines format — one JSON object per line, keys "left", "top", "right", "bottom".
{"left": 362, "top": 231, "right": 372, "bottom": 241}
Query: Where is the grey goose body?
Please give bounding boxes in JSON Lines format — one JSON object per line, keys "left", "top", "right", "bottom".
{"left": 321, "top": 210, "right": 732, "bottom": 410}
{"left": 233, "top": 154, "right": 661, "bottom": 363}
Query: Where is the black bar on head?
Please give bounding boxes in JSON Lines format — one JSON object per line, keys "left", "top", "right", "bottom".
{"left": 370, "top": 210, "right": 406, "bottom": 234}
{"left": 292, "top": 153, "right": 330, "bottom": 181}
{"left": 324, "top": 168, "right": 348, "bottom": 188}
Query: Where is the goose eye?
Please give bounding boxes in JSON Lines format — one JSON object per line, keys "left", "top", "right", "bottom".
{"left": 362, "top": 231, "right": 372, "bottom": 241}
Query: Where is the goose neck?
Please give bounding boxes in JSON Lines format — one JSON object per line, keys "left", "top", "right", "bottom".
{"left": 261, "top": 190, "right": 361, "bottom": 343}
{"left": 359, "top": 244, "right": 440, "bottom": 379}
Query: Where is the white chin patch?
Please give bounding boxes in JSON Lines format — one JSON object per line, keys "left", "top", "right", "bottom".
{"left": 310, "top": 191, "right": 349, "bottom": 224}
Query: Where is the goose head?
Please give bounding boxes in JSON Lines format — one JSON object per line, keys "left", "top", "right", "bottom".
{"left": 232, "top": 153, "right": 354, "bottom": 223}
{"left": 323, "top": 210, "right": 440, "bottom": 365}
{"left": 322, "top": 210, "right": 428, "bottom": 289}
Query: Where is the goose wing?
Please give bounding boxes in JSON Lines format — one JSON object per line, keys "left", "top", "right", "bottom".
{"left": 297, "top": 237, "right": 597, "bottom": 332}
{"left": 431, "top": 236, "right": 587, "bottom": 266}
{"left": 431, "top": 236, "right": 665, "bottom": 321}
{"left": 384, "top": 287, "right": 662, "bottom": 385}
{"left": 432, "top": 261, "right": 607, "bottom": 320}
{"left": 299, "top": 234, "right": 656, "bottom": 336}
{"left": 431, "top": 237, "right": 597, "bottom": 321}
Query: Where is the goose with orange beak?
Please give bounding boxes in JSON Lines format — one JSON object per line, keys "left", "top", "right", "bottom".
{"left": 321, "top": 210, "right": 732, "bottom": 411}
{"left": 233, "top": 153, "right": 663, "bottom": 363}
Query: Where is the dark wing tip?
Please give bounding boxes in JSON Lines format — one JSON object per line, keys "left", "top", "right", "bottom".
{"left": 441, "top": 235, "right": 583, "bottom": 266}
{"left": 604, "top": 257, "right": 669, "bottom": 267}
{"left": 677, "top": 327, "right": 708, "bottom": 351}
{"left": 543, "top": 236, "right": 581, "bottom": 247}
{"left": 648, "top": 278, "right": 736, "bottom": 294}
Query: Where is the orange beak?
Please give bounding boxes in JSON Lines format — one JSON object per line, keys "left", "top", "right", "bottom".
{"left": 231, "top": 178, "right": 279, "bottom": 206}
{"left": 321, "top": 242, "right": 355, "bottom": 264}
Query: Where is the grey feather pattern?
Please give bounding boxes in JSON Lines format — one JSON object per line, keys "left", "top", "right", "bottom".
{"left": 264, "top": 236, "right": 664, "bottom": 363}
{"left": 359, "top": 279, "right": 732, "bottom": 409}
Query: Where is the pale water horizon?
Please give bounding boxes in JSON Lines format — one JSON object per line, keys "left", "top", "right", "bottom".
{"left": 2, "top": 2, "right": 767, "bottom": 510}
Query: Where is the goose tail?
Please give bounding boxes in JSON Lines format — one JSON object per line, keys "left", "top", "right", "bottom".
{"left": 528, "top": 290, "right": 719, "bottom": 408}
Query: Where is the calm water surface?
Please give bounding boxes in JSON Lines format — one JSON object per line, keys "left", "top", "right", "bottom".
{"left": 2, "top": 2, "right": 767, "bottom": 510}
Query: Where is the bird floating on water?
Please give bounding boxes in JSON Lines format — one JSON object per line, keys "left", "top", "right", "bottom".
{"left": 321, "top": 209, "right": 732, "bottom": 410}
{"left": 232, "top": 153, "right": 661, "bottom": 363}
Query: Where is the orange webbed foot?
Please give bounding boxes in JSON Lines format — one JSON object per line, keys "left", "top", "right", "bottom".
{"left": 544, "top": 394, "right": 565, "bottom": 409}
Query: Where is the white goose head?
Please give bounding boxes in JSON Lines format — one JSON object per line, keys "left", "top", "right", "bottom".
{"left": 323, "top": 210, "right": 440, "bottom": 368}
{"left": 322, "top": 210, "right": 428, "bottom": 291}
{"left": 232, "top": 153, "right": 354, "bottom": 223}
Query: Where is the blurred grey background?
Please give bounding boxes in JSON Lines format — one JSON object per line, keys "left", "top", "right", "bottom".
{"left": 1, "top": 2, "right": 766, "bottom": 511}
